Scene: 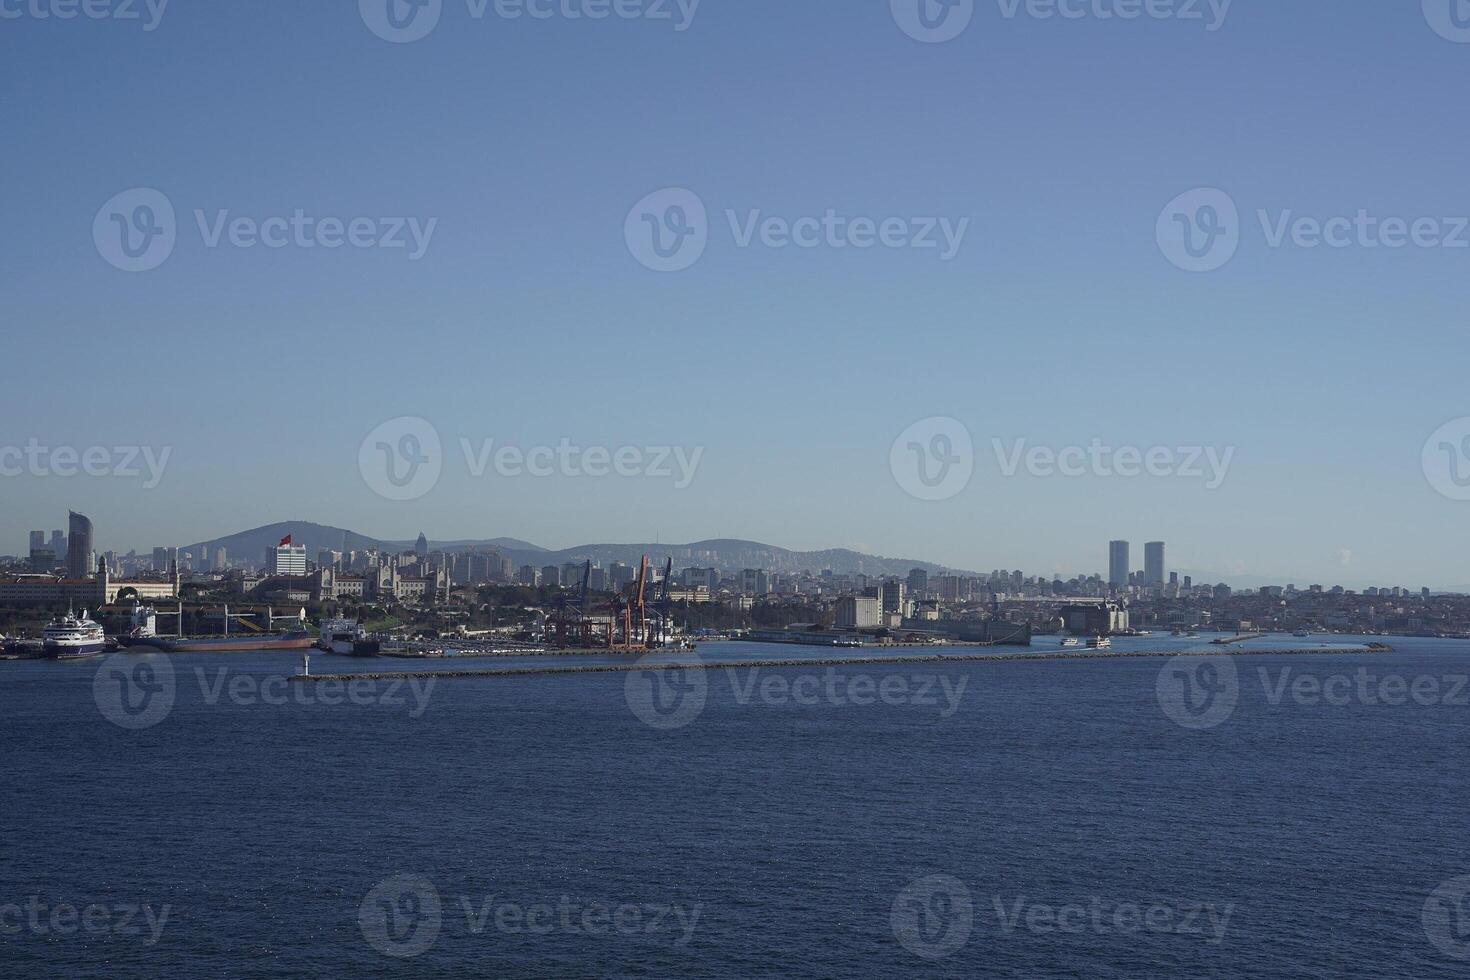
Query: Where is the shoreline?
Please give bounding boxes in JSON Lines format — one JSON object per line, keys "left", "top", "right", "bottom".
{"left": 288, "top": 644, "right": 1390, "bottom": 683}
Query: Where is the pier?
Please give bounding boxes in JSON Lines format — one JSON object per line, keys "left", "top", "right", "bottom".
{"left": 289, "top": 644, "right": 1390, "bottom": 683}
{"left": 1212, "top": 633, "right": 1270, "bottom": 645}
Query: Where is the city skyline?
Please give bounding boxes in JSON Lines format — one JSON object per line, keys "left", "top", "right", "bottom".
{"left": 4, "top": 4, "right": 1469, "bottom": 589}
{"left": 4, "top": 512, "right": 1450, "bottom": 593}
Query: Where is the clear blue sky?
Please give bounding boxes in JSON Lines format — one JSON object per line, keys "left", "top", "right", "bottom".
{"left": 2, "top": 1, "right": 1467, "bottom": 588}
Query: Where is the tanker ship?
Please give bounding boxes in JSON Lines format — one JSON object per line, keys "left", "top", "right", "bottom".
{"left": 123, "top": 631, "right": 313, "bottom": 652}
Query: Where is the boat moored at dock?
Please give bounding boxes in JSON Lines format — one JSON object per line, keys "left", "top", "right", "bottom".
{"left": 123, "top": 631, "right": 314, "bottom": 653}
{"left": 42, "top": 608, "right": 107, "bottom": 660}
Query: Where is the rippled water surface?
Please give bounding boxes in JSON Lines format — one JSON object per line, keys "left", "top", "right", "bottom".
{"left": 2, "top": 636, "right": 1468, "bottom": 977}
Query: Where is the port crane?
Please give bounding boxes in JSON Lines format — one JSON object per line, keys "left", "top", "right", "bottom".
{"left": 545, "top": 560, "right": 597, "bottom": 648}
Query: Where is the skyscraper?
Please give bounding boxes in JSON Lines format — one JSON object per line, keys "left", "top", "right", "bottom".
{"left": 50, "top": 530, "right": 66, "bottom": 560}
{"left": 29, "top": 530, "right": 44, "bottom": 552}
{"left": 66, "top": 511, "right": 94, "bottom": 579}
{"left": 415, "top": 533, "right": 429, "bottom": 559}
{"left": 267, "top": 543, "right": 307, "bottom": 576}
{"left": 1144, "top": 541, "right": 1166, "bottom": 587}
{"left": 1108, "top": 540, "right": 1130, "bottom": 589}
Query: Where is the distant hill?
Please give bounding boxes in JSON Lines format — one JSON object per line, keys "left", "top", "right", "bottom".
{"left": 182, "top": 524, "right": 964, "bottom": 576}
{"left": 484, "top": 539, "right": 961, "bottom": 577}
{"left": 182, "top": 522, "right": 397, "bottom": 563}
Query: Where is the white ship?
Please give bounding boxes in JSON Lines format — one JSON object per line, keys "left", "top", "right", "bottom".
{"left": 1086, "top": 636, "right": 1112, "bottom": 649}
{"left": 43, "top": 608, "right": 107, "bottom": 660}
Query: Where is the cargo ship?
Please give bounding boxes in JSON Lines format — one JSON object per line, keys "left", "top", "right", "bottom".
{"left": 123, "top": 631, "right": 313, "bottom": 652}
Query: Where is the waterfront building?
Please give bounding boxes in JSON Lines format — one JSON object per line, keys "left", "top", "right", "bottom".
{"left": 0, "top": 558, "right": 179, "bottom": 606}
{"left": 835, "top": 595, "right": 881, "bottom": 628}
{"left": 1061, "top": 601, "right": 1131, "bottom": 636}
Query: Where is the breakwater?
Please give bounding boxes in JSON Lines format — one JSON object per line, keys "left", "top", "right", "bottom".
{"left": 289, "top": 644, "right": 1389, "bottom": 683}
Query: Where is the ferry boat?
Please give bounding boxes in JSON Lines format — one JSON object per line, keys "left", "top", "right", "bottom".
{"left": 317, "top": 619, "right": 364, "bottom": 654}
{"left": 43, "top": 608, "right": 108, "bottom": 660}
{"left": 1086, "top": 636, "right": 1112, "bottom": 649}
{"left": 1060, "top": 637, "right": 1081, "bottom": 648}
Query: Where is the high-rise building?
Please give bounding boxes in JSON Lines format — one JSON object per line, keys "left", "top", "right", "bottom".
{"left": 1108, "top": 540, "right": 1130, "bottom": 589}
{"left": 881, "top": 579, "right": 907, "bottom": 615}
{"left": 739, "top": 569, "right": 770, "bottom": 596}
{"left": 1144, "top": 541, "right": 1166, "bottom": 587}
{"left": 153, "top": 546, "right": 169, "bottom": 571}
{"left": 267, "top": 543, "right": 308, "bottom": 576}
{"left": 28, "top": 530, "right": 44, "bottom": 552}
{"left": 415, "top": 533, "right": 429, "bottom": 559}
{"left": 907, "top": 568, "right": 929, "bottom": 596}
{"left": 542, "top": 565, "right": 562, "bottom": 587}
{"left": 214, "top": 547, "right": 228, "bottom": 571}
{"left": 50, "top": 530, "right": 66, "bottom": 560}
{"left": 66, "top": 511, "right": 94, "bottom": 579}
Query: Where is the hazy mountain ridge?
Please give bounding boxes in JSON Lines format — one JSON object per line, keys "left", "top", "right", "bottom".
{"left": 181, "top": 523, "right": 966, "bottom": 577}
